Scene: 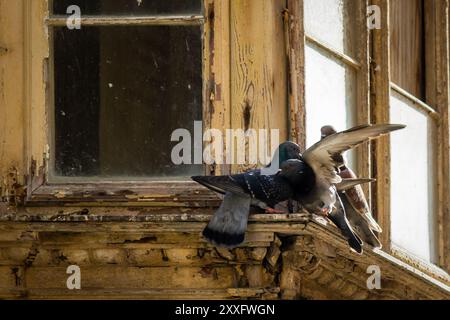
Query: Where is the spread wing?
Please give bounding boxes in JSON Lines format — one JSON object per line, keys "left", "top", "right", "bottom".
{"left": 336, "top": 178, "right": 375, "bottom": 192}
{"left": 302, "top": 124, "right": 406, "bottom": 184}
{"left": 339, "top": 167, "right": 382, "bottom": 233}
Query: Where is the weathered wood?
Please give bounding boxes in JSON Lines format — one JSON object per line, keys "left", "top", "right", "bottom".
{"left": 230, "top": 0, "right": 287, "bottom": 173}
{"left": 304, "top": 34, "right": 361, "bottom": 70}
{"left": 354, "top": 0, "right": 371, "bottom": 199}
{"left": 423, "top": 0, "right": 450, "bottom": 272}
{"left": 25, "top": 266, "right": 238, "bottom": 289}
{"left": 285, "top": 0, "right": 306, "bottom": 149}
{"left": 390, "top": 83, "right": 440, "bottom": 120}
{"left": 2, "top": 287, "right": 280, "bottom": 300}
{"left": 0, "top": 216, "right": 448, "bottom": 299}
{"left": 207, "top": 0, "right": 232, "bottom": 175}
{"left": 46, "top": 16, "right": 204, "bottom": 26}
{"left": 370, "top": 0, "right": 392, "bottom": 250}
{"left": 24, "top": 0, "right": 49, "bottom": 199}
{"left": 0, "top": 0, "right": 26, "bottom": 200}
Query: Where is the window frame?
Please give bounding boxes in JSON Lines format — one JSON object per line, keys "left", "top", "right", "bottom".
{"left": 24, "top": 0, "right": 231, "bottom": 205}
{"left": 288, "top": 0, "right": 449, "bottom": 278}
{"left": 370, "top": 0, "right": 450, "bottom": 275}
{"left": 290, "top": 0, "right": 372, "bottom": 194}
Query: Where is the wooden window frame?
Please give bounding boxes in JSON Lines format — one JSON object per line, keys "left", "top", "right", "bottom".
{"left": 24, "top": 0, "right": 231, "bottom": 206}
{"left": 371, "top": 0, "right": 450, "bottom": 275}
{"left": 286, "top": 0, "right": 371, "bottom": 194}
{"left": 287, "top": 0, "right": 450, "bottom": 279}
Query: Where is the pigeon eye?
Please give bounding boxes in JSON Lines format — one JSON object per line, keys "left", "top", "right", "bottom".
{"left": 318, "top": 201, "right": 325, "bottom": 208}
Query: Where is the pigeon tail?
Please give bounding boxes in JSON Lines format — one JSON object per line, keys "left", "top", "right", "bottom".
{"left": 350, "top": 221, "right": 382, "bottom": 249}
{"left": 202, "top": 192, "right": 251, "bottom": 248}
{"left": 328, "top": 213, "right": 363, "bottom": 254}
{"left": 364, "top": 212, "right": 383, "bottom": 233}
{"left": 341, "top": 195, "right": 382, "bottom": 249}
{"left": 363, "top": 230, "right": 382, "bottom": 249}
{"left": 202, "top": 227, "right": 245, "bottom": 248}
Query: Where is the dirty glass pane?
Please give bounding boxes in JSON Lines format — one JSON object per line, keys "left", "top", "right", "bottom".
{"left": 304, "top": 0, "right": 358, "bottom": 58}
{"left": 53, "top": 25, "right": 202, "bottom": 178}
{"left": 390, "top": 91, "right": 436, "bottom": 262}
{"left": 52, "top": 0, "right": 202, "bottom": 16}
{"left": 304, "top": 43, "right": 357, "bottom": 171}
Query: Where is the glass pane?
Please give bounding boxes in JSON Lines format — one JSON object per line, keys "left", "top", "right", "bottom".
{"left": 390, "top": 91, "right": 436, "bottom": 262}
{"left": 53, "top": 25, "right": 203, "bottom": 178}
{"left": 304, "top": 0, "right": 358, "bottom": 57}
{"left": 53, "top": 0, "right": 202, "bottom": 16}
{"left": 305, "top": 43, "right": 357, "bottom": 169}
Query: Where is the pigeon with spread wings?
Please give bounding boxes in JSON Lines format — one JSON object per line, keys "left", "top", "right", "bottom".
{"left": 295, "top": 124, "right": 405, "bottom": 253}
{"left": 321, "top": 125, "right": 383, "bottom": 249}
{"left": 298, "top": 124, "right": 405, "bottom": 215}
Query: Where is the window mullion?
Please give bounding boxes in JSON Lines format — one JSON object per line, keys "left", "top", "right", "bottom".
{"left": 390, "top": 82, "right": 440, "bottom": 120}
{"left": 305, "top": 33, "right": 361, "bottom": 70}
{"left": 46, "top": 15, "right": 204, "bottom": 26}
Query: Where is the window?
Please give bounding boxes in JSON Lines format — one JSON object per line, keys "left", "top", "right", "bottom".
{"left": 303, "top": 0, "right": 369, "bottom": 174}
{"left": 371, "top": 0, "right": 450, "bottom": 272}
{"left": 389, "top": 0, "right": 438, "bottom": 263}
{"left": 0, "top": 0, "right": 448, "bottom": 277}
{"left": 292, "top": 0, "right": 449, "bottom": 274}
{"left": 13, "top": 0, "right": 234, "bottom": 204}
{"left": 50, "top": 0, "right": 203, "bottom": 180}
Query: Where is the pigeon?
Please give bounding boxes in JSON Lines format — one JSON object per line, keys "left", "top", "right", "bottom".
{"left": 192, "top": 142, "right": 313, "bottom": 248}
{"left": 321, "top": 125, "right": 383, "bottom": 249}
{"left": 292, "top": 123, "right": 405, "bottom": 253}
{"left": 330, "top": 178, "right": 376, "bottom": 253}
{"left": 283, "top": 157, "right": 365, "bottom": 253}
{"left": 265, "top": 140, "right": 303, "bottom": 171}
{"left": 328, "top": 190, "right": 364, "bottom": 254}
{"left": 297, "top": 124, "right": 406, "bottom": 215}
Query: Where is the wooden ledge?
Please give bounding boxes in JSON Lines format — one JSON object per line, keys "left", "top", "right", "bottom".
{"left": 0, "top": 205, "right": 449, "bottom": 299}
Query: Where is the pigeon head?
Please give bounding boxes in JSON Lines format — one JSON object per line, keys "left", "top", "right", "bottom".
{"left": 278, "top": 141, "right": 302, "bottom": 163}
{"left": 279, "top": 159, "right": 307, "bottom": 185}
{"left": 266, "top": 141, "right": 302, "bottom": 170}
{"left": 320, "top": 125, "right": 344, "bottom": 166}
{"left": 320, "top": 125, "right": 337, "bottom": 139}
{"left": 302, "top": 184, "right": 337, "bottom": 215}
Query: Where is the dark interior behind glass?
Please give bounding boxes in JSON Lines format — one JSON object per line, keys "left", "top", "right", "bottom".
{"left": 53, "top": 25, "right": 203, "bottom": 178}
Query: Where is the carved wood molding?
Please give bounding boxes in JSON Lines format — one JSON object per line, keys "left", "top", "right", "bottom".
{"left": 0, "top": 211, "right": 448, "bottom": 299}
{"left": 279, "top": 220, "right": 450, "bottom": 299}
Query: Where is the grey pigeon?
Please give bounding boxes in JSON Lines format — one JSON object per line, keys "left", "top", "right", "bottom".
{"left": 321, "top": 125, "right": 383, "bottom": 249}
{"left": 298, "top": 124, "right": 405, "bottom": 215}
{"left": 331, "top": 178, "right": 376, "bottom": 253}
{"left": 328, "top": 190, "right": 363, "bottom": 254}
{"left": 294, "top": 124, "right": 405, "bottom": 253}
{"left": 192, "top": 142, "right": 312, "bottom": 248}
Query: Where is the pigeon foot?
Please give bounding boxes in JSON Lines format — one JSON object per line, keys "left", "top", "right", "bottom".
{"left": 265, "top": 207, "right": 286, "bottom": 214}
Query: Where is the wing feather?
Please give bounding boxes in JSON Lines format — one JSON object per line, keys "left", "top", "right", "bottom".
{"left": 303, "top": 124, "right": 405, "bottom": 184}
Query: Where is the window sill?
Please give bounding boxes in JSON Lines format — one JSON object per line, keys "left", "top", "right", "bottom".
{"left": 389, "top": 244, "right": 450, "bottom": 286}
{"left": 26, "top": 181, "right": 221, "bottom": 207}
